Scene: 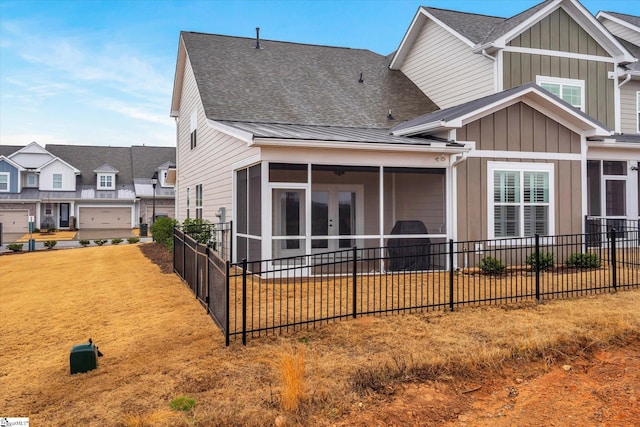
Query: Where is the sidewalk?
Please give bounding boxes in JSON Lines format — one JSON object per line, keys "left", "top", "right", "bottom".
{"left": 0, "top": 229, "right": 153, "bottom": 254}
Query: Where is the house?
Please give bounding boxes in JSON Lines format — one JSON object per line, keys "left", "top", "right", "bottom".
{"left": 0, "top": 142, "right": 175, "bottom": 236}
{"left": 170, "top": 0, "right": 639, "bottom": 265}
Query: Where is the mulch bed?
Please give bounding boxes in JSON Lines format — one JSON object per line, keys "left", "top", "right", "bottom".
{"left": 139, "top": 242, "right": 174, "bottom": 274}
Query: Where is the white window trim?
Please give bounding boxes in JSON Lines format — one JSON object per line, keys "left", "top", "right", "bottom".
{"left": 97, "top": 173, "right": 115, "bottom": 190}
{"left": 53, "top": 173, "right": 63, "bottom": 189}
{"left": 536, "top": 75, "right": 585, "bottom": 112}
{"left": 0, "top": 172, "right": 9, "bottom": 192}
{"left": 195, "top": 183, "right": 203, "bottom": 219}
{"left": 487, "top": 161, "right": 555, "bottom": 241}
{"left": 27, "top": 173, "right": 37, "bottom": 187}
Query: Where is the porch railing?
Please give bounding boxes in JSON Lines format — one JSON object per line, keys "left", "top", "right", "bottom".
{"left": 173, "top": 227, "right": 639, "bottom": 346}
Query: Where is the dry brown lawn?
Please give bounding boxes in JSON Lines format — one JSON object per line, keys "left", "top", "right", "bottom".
{"left": 1, "top": 243, "right": 639, "bottom": 426}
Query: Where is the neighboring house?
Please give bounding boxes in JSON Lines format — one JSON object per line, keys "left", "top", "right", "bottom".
{"left": 170, "top": 0, "right": 639, "bottom": 265}
{"left": 0, "top": 142, "right": 175, "bottom": 235}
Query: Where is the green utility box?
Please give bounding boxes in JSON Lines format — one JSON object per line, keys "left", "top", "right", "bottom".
{"left": 70, "top": 341, "right": 98, "bottom": 374}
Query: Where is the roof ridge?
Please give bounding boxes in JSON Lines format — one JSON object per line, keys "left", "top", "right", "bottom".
{"left": 181, "top": 31, "right": 378, "bottom": 54}
{"left": 421, "top": 6, "right": 506, "bottom": 20}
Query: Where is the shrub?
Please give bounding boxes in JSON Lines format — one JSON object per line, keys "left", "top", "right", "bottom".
{"left": 79, "top": 239, "right": 90, "bottom": 247}
{"left": 47, "top": 227, "right": 57, "bottom": 233}
{"left": 127, "top": 237, "right": 140, "bottom": 244}
{"left": 94, "top": 239, "right": 108, "bottom": 246}
{"left": 182, "top": 218, "right": 214, "bottom": 246}
{"left": 111, "top": 238, "right": 123, "bottom": 245}
{"left": 150, "top": 217, "right": 178, "bottom": 251}
{"left": 526, "top": 251, "right": 554, "bottom": 271}
{"left": 33, "top": 228, "right": 41, "bottom": 233}
{"left": 566, "top": 252, "right": 601, "bottom": 269}
{"left": 44, "top": 240, "right": 57, "bottom": 249}
{"left": 169, "top": 395, "right": 196, "bottom": 412}
{"left": 7, "top": 243, "right": 23, "bottom": 252}
{"left": 479, "top": 256, "right": 506, "bottom": 274}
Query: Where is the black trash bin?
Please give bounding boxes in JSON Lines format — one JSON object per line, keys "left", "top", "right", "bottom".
{"left": 139, "top": 223, "right": 148, "bottom": 237}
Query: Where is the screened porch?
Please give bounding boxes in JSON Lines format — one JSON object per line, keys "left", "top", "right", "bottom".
{"left": 235, "top": 162, "right": 450, "bottom": 270}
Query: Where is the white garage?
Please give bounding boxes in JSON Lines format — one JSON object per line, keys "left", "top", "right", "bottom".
{"left": 0, "top": 209, "right": 29, "bottom": 233}
{"left": 78, "top": 207, "right": 132, "bottom": 229}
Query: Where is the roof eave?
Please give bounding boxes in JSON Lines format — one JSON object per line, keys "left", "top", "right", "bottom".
{"left": 251, "top": 137, "right": 469, "bottom": 154}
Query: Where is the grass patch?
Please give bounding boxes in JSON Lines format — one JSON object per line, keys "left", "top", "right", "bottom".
{"left": 0, "top": 245, "right": 638, "bottom": 426}
{"left": 169, "top": 395, "right": 196, "bottom": 412}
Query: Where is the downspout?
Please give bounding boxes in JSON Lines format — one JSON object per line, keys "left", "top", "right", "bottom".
{"left": 482, "top": 49, "right": 498, "bottom": 92}
{"left": 618, "top": 73, "right": 631, "bottom": 88}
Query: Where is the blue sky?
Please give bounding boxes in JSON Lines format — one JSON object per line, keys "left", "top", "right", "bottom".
{"left": 0, "top": 0, "right": 637, "bottom": 148}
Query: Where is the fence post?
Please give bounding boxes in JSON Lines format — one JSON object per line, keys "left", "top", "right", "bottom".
{"left": 230, "top": 220, "right": 234, "bottom": 263}
{"left": 609, "top": 228, "right": 617, "bottom": 292}
{"left": 242, "top": 258, "right": 248, "bottom": 346}
{"left": 449, "top": 240, "right": 454, "bottom": 312}
{"left": 225, "top": 260, "right": 230, "bottom": 347}
{"left": 352, "top": 246, "right": 358, "bottom": 319}
{"left": 535, "top": 234, "right": 540, "bottom": 301}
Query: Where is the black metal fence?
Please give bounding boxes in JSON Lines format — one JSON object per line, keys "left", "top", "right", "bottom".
{"left": 174, "top": 227, "right": 640, "bottom": 346}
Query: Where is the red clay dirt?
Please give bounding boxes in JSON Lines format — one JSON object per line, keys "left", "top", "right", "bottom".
{"left": 336, "top": 339, "right": 640, "bottom": 427}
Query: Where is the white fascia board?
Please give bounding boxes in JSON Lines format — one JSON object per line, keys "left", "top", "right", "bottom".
{"left": 491, "top": 0, "right": 563, "bottom": 48}
{"left": 206, "top": 119, "right": 254, "bottom": 144}
{"left": 494, "top": 0, "right": 635, "bottom": 63}
{"left": 0, "top": 155, "right": 25, "bottom": 171}
{"left": 390, "top": 8, "right": 474, "bottom": 69}
{"left": 597, "top": 12, "right": 640, "bottom": 35}
{"left": 252, "top": 137, "right": 471, "bottom": 154}
{"left": 521, "top": 97, "right": 611, "bottom": 137}
{"left": 37, "top": 157, "right": 81, "bottom": 174}
{"left": 587, "top": 141, "right": 640, "bottom": 151}
{"left": 170, "top": 37, "right": 187, "bottom": 118}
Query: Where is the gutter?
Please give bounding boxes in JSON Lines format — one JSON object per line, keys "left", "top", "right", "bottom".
{"left": 618, "top": 73, "right": 631, "bottom": 88}
{"left": 391, "top": 120, "right": 446, "bottom": 137}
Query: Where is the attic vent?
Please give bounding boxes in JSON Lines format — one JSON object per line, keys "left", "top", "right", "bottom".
{"left": 387, "top": 109, "right": 394, "bottom": 120}
{"left": 255, "top": 27, "right": 261, "bottom": 49}
{"left": 358, "top": 73, "right": 364, "bottom": 83}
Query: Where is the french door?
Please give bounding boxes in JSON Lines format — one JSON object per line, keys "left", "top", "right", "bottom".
{"left": 311, "top": 185, "right": 363, "bottom": 252}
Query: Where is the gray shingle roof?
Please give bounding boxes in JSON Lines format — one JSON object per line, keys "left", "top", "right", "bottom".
{"left": 391, "top": 82, "right": 610, "bottom": 134}
{"left": 423, "top": 1, "right": 555, "bottom": 46}
{"left": 0, "top": 145, "right": 23, "bottom": 157}
{"left": 46, "top": 145, "right": 134, "bottom": 186}
{"left": 131, "top": 146, "right": 176, "bottom": 181}
{"left": 181, "top": 32, "right": 438, "bottom": 128}
{"left": 603, "top": 11, "right": 640, "bottom": 28}
{"left": 44, "top": 145, "right": 175, "bottom": 187}
{"left": 422, "top": 7, "right": 506, "bottom": 44}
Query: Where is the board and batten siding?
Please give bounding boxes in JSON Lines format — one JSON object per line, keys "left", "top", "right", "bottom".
{"left": 455, "top": 103, "right": 583, "bottom": 242}
{"left": 509, "top": 8, "right": 611, "bottom": 56}
{"left": 175, "top": 55, "right": 258, "bottom": 224}
{"left": 504, "top": 8, "right": 615, "bottom": 129}
{"left": 620, "top": 80, "right": 640, "bottom": 134}
{"left": 400, "top": 19, "right": 494, "bottom": 109}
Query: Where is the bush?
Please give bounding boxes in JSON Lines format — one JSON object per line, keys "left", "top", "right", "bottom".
{"left": 127, "top": 237, "right": 140, "bottom": 244}
{"left": 479, "top": 256, "right": 506, "bottom": 274}
{"left": 7, "top": 243, "right": 23, "bottom": 252}
{"left": 44, "top": 240, "right": 57, "bottom": 249}
{"left": 94, "top": 239, "right": 108, "bottom": 246}
{"left": 111, "top": 238, "right": 123, "bottom": 245}
{"left": 47, "top": 227, "right": 57, "bottom": 233}
{"left": 150, "top": 217, "right": 178, "bottom": 250}
{"left": 526, "top": 251, "right": 554, "bottom": 271}
{"left": 566, "top": 252, "right": 601, "bottom": 269}
{"left": 182, "top": 218, "right": 214, "bottom": 246}
{"left": 79, "top": 239, "right": 90, "bottom": 247}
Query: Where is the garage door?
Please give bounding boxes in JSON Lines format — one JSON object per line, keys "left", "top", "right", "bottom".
{"left": 0, "top": 210, "right": 29, "bottom": 233}
{"left": 79, "top": 207, "right": 132, "bottom": 229}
